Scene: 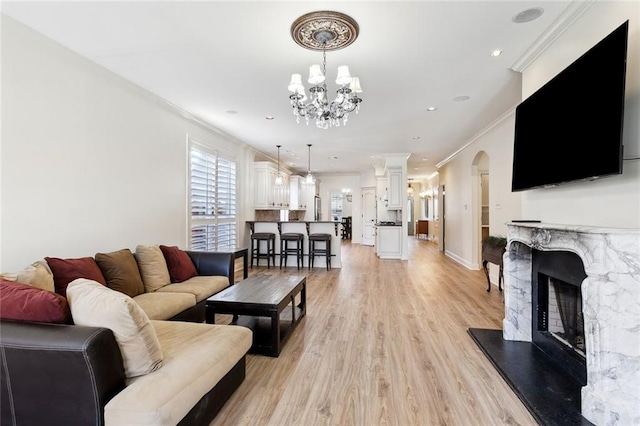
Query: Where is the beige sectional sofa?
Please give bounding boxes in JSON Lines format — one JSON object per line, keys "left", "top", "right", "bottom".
{"left": 0, "top": 245, "right": 253, "bottom": 425}
{"left": 106, "top": 320, "right": 251, "bottom": 425}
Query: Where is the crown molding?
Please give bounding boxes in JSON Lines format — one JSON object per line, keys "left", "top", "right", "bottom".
{"left": 510, "top": 0, "right": 597, "bottom": 72}
{"left": 436, "top": 107, "right": 516, "bottom": 169}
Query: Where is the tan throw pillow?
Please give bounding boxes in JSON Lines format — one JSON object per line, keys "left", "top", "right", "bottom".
{"left": 67, "top": 278, "right": 163, "bottom": 378}
{"left": 95, "top": 249, "right": 145, "bottom": 298}
{"left": 135, "top": 245, "right": 170, "bottom": 292}
{"left": 1, "top": 260, "right": 55, "bottom": 292}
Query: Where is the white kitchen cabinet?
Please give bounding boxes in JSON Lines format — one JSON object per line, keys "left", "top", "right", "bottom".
{"left": 289, "top": 175, "right": 308, "bottom": 210}
{"left": 254, "top": 162, "right": 290, "bottom": 209}
{"left": 275, "top": 173, "right": 290, "bottom": 208}
{"left": 386, "top": 167, "right": 403, "bottom": 210}
{"left": 376, "top": 225, "right": 402, "bottom": 259}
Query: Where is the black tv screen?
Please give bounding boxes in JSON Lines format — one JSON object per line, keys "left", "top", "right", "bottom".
{"left": 511, "top": 21, "right": 628, "bottom": 192}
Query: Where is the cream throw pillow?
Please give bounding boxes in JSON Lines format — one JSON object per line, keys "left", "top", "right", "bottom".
{"left": 135, "top": 245, "right": 171, "bottom": 292}
{"left": 1, "top": 260, "right": 55, "bottom": 292}
{"left": 67, "top": 278, "right": 163, "bottom": 378}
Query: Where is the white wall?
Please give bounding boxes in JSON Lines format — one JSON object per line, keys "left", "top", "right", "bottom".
{"left": 437, "top": 112, "right": 522, "bottom": 270}
{"left": 0, "top": 15, "right": 255, "bottom": 271}
{"left": 521, "top": 2, "right": 639, "bottom": 228}
{"left": 432, "top": 1, "right": 638, "bottom": 277}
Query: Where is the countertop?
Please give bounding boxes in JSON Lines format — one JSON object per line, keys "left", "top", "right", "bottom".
{"left": 246, "top": 220, "right": 338, "bottom": 224}
{"left": 375, "top": 222, "right": 402, "bottom": 226}
{"left": 247, "top": 220, "right": 341, "bottom": 236}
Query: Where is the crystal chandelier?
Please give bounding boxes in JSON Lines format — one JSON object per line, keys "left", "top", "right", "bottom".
{"left": 288, "top": 11, "right": 363, "bottom": 129}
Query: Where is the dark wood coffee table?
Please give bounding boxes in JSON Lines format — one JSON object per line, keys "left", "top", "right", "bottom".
{"left": 205, "top": 275, "right": 306, "bottom": 357}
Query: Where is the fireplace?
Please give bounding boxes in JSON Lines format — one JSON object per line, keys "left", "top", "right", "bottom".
{"left": 497, "top": 223, "right": 640, "bottom": 426}
{"left": 532, "top": 249, "right": 587, "bottom": 385}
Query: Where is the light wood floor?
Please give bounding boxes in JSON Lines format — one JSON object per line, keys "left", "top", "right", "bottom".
{"left": 211, "top": 239, "right": 537, "bottom": 426}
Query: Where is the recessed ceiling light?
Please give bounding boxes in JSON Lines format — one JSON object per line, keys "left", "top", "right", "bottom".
{"left": 265, "top": 116, "right": 274, "bottom": 120}
{"left": 225, "top": 110, "right": 237, "bottom": 115}
{"left": 412, "top": 136, "right": 420, "bottom": 140}
{"left": 427, "top": 107, "right": 437, "bottom": 112}
{"left": 453, "top": 95, "right": 470, "bottom": 102}
{"left": 512, "top": 7, "right": 544, "bottom": 24}
{"left": 422, "top": 158, "right": 428, "bottom": 161}
{"left": 490, "top": 50, "right": 503, "bottom": 57}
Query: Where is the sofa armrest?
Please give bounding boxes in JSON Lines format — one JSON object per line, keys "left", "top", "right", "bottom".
{"left": 185, "top": 251, "right": 234, "bottom": 286}
{"left": 0, "top": 320, "right": 125, "bottom": 426}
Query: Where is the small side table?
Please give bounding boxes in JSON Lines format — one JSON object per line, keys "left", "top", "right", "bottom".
{"left": 482, "top": 238, "right": 506, "bottom": 292}
{"left": 218, "top": 247, "right": 248, "bottom": 281}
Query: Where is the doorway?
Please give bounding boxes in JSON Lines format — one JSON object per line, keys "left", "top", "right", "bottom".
{"left": 481, "top": 173, "right": 490, "bottom": 241}
{"left": 440, "top": 184, "right": 446, "bottom": 252}
{"left": 472, "top": 151, "right": 490, "bottom": 267}
{"left": 362, "top": 187, "right": 376, "bottom": 246}
{"left": 407, "top": 197, "right": 414, "bottom": 235}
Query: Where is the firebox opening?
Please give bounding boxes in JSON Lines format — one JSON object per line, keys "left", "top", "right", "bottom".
{"left": 532, "top": 250, "right": 588, "bottom": 385}
{"left": 547, "top": 277, "right": 585, "bottom": 356}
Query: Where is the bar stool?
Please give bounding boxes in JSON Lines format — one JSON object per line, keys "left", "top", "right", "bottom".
{"left": 250, "top": 232, "right": 276, "bottom": 268}
{"left": 280, "top": 233, "right": 304, "bottom": 270}
{"left": 309, "top": 233, "right": 332, "bottom": 270}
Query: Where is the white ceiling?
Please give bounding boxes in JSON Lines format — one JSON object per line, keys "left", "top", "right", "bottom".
{"left": 2, "top": 1, "right": 573, "bottom": 179}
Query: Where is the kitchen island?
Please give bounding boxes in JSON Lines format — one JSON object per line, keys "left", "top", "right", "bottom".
{"left": 247, "top": 221, "right": 341, "bottom": 269}
{"left": 375, "top": 222, "right": 402, "bottom": 259}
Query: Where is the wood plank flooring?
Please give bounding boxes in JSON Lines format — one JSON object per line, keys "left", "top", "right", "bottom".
{"left": 211, "top": 239, "right": 537, "bottom": 426}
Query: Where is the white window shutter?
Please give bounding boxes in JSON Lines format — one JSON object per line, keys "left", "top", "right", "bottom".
{"left": 189, "top": 144, "right": 237, "bottom": 251}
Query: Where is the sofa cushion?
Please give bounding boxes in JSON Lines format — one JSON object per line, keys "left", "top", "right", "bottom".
{"left": 135, "top": 245, "right": 171, "bottom": 292}
{"left": 0, "top": 260, "right": 55, "bottom": 292}
{"left": 159, "top": 245, "right": 198, "bottom": 283}
{"left": 45, "top": 256, "right": 106, "bottom": 297}
{"left": 67, "top": 278, "right": 163, "bottom": 378}
{"left": 104, "top": 320, "right": 252, "bottom": 426}
{"left": 132, "top": 292, "right": 196, "bottom": 321}
{"left": 95, "top": 248, "right": 145, "bottom": 298}
{"left": 0, "top": 279, "right": 71, "bottom": 323}
{"left": 156, "top": 275, "right": 229, "bottom": 302}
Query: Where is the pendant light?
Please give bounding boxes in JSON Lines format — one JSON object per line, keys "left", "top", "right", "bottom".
{"left": 306, "top": 144, "right": 314, "bottom": 184}
{"left": 274, "top": 145, "right": 283, "bottom": 187}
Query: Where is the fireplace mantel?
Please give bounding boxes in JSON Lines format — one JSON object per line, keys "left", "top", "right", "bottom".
{"left": 503, "top": 222, "right": 640, "bottom": 426}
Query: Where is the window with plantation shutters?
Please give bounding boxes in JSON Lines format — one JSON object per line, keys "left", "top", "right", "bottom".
{"left": 189, "top": 143, "right": 237, "bottom": 252}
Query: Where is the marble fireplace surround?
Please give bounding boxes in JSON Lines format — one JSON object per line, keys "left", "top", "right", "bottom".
{"left": 503, "top": 223, "right": 640, "bottom": 426}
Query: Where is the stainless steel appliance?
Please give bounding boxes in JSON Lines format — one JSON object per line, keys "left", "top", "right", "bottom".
{"left": 314, "top": 196, "right": 321, "bottom": 221}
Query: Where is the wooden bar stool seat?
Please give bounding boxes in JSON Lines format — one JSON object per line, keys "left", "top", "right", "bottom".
{"left": 250, "top": 232, "right": 276, "bottom": 269}
{"left": 280, "top": 233, "right": 304, "bottom": 270}
{"left": 308, "top": 233, "right": 332, "bottom": 270}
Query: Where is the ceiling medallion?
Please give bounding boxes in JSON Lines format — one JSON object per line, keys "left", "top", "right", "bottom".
{"left": 291, "top": 11, "right": 359, "bottom": 52}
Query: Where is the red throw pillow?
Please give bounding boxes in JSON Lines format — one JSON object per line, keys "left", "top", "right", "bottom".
{"left": 45, "top": 256, "right": 107, "bottom": 297}
{"left": 0, "top": 279, "right": 71, "bottom": 324}
{"left": 159, "top": 245, "right": 197, "bottom": 283}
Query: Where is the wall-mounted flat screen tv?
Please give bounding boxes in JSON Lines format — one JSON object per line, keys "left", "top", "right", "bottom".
{"left": 511, "top": 20, "right": 628, "bottom": 192}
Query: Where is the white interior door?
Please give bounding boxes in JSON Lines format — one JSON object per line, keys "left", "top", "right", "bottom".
{"left": 362, "top": 188, "right": 376, "bottom": 246}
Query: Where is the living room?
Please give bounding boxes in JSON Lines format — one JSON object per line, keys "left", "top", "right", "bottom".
{"left": 1, "top": 1, "right": 638, "bottom": 273}
{"left": 1, "top": 1, "right": 638, "bottom": 425}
